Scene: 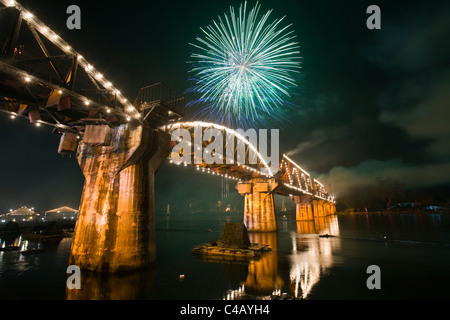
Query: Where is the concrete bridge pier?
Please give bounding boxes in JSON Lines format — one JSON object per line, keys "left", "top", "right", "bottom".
{"left": 236, "top": 178, "right": 278, "bottom": 232}
{"left": 69, "top": 124, "right": 170, "bottom": 273}
{"left": 329, "top": 202, "right": 336, "bottom": 215}
{"left": 312, "top": 199, "right": 327, "bottom": 217}
{"left": 291, "top": 195, "right": 314, "bottom": 221}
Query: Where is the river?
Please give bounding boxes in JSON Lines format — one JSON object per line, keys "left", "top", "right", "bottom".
{"left": 1, "top": 211, "right": 449, "bottom": 300}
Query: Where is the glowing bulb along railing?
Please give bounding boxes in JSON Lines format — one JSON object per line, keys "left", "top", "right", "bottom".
{"left": 0, "top": 0, "right": 139, "bottom": 119}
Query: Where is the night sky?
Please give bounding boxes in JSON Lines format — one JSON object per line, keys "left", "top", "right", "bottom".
{"left": 1, "top": 0, "right": 449, "bottom": 213}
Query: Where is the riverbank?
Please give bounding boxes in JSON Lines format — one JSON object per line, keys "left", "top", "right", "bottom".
{"left": 0, "top": 220, "right": 75, "bottom": 237}
{"left": 336, "top": 210, "right": 449, "bottom": 216}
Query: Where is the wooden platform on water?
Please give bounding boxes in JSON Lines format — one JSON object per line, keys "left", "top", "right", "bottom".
{"left": 192, "top": 241, "right": 271, "bottom": 261}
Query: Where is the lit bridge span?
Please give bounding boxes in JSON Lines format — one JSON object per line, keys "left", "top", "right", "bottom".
{"left": 0, "top": 1, "right": 335, "bottom": 273}
{"left": 166, "top": 121, "right": 336, "bottom": 231}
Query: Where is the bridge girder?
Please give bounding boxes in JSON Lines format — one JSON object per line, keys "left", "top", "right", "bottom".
{"left": 164, "top": 121, "right": 335, "bottom": 203}
{"left": 0, "top": 1, "right": 185, "bottom": 154}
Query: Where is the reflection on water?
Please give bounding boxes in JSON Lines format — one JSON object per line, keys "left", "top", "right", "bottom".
{"left": 244, "top": 232, "right": 283, "bottom": 296}
{"left": 66, "top": 269, "right": 155, "bottom": 300}
{"left": 290, "top": 216, "right": 340, "bottom": 299}
{"left": 0, "top": 235, "right": 72, "bottom": 300}
{"left": 64, "top": 214, "right": 340, "bottom": 300}
{"left": 221, "top": 231, "right": 283, "bottom": 300}
{"left": 222, "top": 215, "right": 340, "bottom": 300}
{"left": 2, "top": 212, "right": 449, "bottom": 299}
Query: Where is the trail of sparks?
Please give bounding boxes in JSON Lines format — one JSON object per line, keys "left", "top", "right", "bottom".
{"left": 187, "top": 1, "right": 301, "bottom": 128}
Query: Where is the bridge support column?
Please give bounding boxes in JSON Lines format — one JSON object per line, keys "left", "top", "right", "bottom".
{"left": 325, "top": 202, "right": 336, "bottom": 215}
{"left": 323, "top": 202, "right": 331, "bottom": 216}
{"left": 236, "top": 178, "right": 278, "bottom": 232}
{"left": 69, "top": 124, "right": 170, "bottom": 273}
{"left": 322, "top": 202, "right": 336, "bottom": 215}
{"left": 291, "top": 195, "right": 314, "bottom": 220}
{"left": 330, "top": 203, "right": 336, "bottom": 215}
{"left": 312, "top": 200, "right": 327, "bottom": 217}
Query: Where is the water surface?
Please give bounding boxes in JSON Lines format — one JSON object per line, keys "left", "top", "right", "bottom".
{"left": 1, "top": 212, "right": 449, "bottom": 299}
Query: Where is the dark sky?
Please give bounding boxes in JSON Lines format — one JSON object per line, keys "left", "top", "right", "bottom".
{"left": 1, "top": 0, "right": 449, "bottom": 213}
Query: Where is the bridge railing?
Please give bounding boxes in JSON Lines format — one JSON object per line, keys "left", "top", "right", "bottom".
{"left": 134, "top": 82, "right": 185, "bottom": 117}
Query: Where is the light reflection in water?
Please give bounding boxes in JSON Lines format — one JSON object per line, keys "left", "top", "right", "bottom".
{"left": 222, "top": 215, "right": 341, "bottom": 300}
{"left": 289, "top": 215, "right": 340, "bottom": 299}
{"left": 66, "top": 270, "right": 155, "bottom": 300}
{"left": 0, "top": 235, "right": 67, "bottom": 277}
{"left": 244, "top": 232, "right": 283, "bottom": 296}
{"left": 221, "top": 231, "right": 284, "bottom": 300}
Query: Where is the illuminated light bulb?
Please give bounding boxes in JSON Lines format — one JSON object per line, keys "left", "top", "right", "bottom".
{"left": 127, "top": 106, "right": 134, "bottom": 112}
{"left": 58, "top": 90, "right": 62, "bottom": 94}
{"left": 84, "top": 100, "right": 90, "bottom": 106}
{"left": 114, "top": 90, "right": 121, "bottom": 95}
{"left": 104, "top": 82, "right": 112, "bottom": 88}
{"left": 106, "top": 108, "right": 111, "bottom": 113}
{"left": 77, "top": 135, "right": 80, "bottom": 139}
{"left": 23, "top": 11, "right": 33, "bottom": 20}
{"left": 52, "top": 34, "right": 59, "bottom": 40}
{"left": 10, "top": 114, "right": 16, "bottom": 119}
{"left": 24, "top": 76, "right": 31, "bottom": 82}
{"left": 126, "top": 116, "right": 131, "bottom": 121}
{"left": 35, "top": 122, "right": 41, "bottom": 127}
{"left": 65, "top": 45, "right": 71, "bottom": 51}
{"left": 95, "top": 73, "right": 103, "bottom": 79}
{"left": 41, "top": 27, "right": 49, "bottom": 34}
{"left": 77, "top": 55, "right": 83, "bottom": 61}
{"left": 87, "top": 64, "right": 93, "bottom": 70}
{"left": 135, "top": 113, "right": 141, "bottom": 118}
{"left": 5, "top": 0, "right": 15, "bottom": 7}
{"left": 122, "top": 98, "right": 128, "bottom": 103}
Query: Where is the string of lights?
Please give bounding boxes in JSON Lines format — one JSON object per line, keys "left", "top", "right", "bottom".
{"left": 281, "top": 154, "right": 335, "bottom": 203}
{"left": 168, "top": 121, "right": 274, "bottom": 177}
{"left": 166, "top": 122, "right": 335, "bottom": 203}
{"left": 0, "top": 0, "right": 141, "bottom": 123}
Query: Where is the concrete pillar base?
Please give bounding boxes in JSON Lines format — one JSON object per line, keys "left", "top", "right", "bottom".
{"left": 69, "top": 124, "right": 170, "bottom": 273}
{"left": 237, "top": 178, "right": 278, "bottom": 232}
{"left": 292, "top": 195, "right": 314, "bottom": 220}
{"left": 312, "top": 199, "right": 327, "bottom": 217}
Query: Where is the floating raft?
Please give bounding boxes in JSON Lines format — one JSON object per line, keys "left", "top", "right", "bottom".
{"left": 192, "top": 241, "right": 271, "bottom": 260}
{"left": 193, "top": 222, "right": 271, "bottom": 261}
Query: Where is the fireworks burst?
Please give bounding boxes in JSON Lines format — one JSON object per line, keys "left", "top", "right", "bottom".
{"left": 187, "top": 1, "right": 301, "bottom": 128}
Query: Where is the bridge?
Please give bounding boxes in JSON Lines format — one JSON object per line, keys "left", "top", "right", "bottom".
{"left": 0, "top": 1, "right": 335, "bottom": 273}
{"left": 166, "top": 121, "right": 335, "bottom": 232}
